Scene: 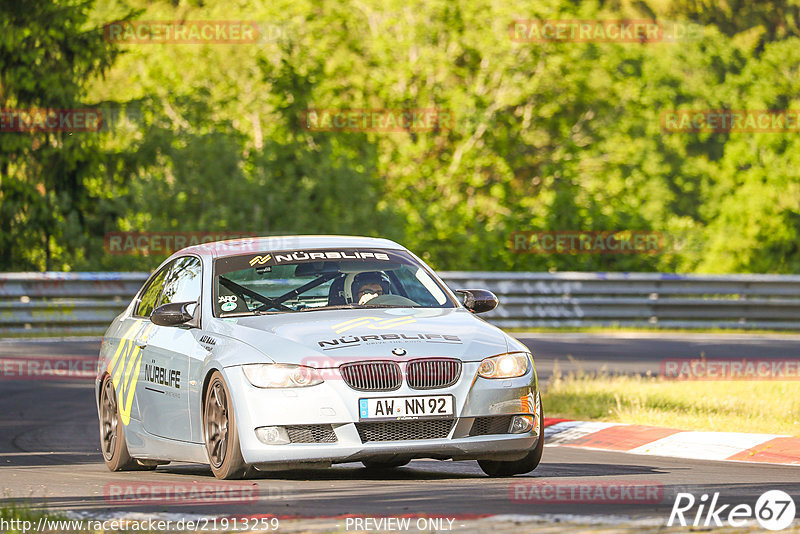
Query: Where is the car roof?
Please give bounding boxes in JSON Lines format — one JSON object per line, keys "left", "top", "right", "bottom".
{"left": 173, "top": 235, "right": 406, "bottom": 260}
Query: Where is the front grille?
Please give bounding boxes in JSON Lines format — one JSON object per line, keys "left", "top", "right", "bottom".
{"left": 406, "top": 358, "right": 462, "bottom": 390}
{"left": 285, "top": 424, "right": 338, "bottom": 443}
{"left": 356, "top": 419, "right": 455, "bottom": 442}
{"left": 340, "top": 361, "right": 402, "bottom": 391}
{"left": 469, "top": 415, "right": 514, "bottom": 436}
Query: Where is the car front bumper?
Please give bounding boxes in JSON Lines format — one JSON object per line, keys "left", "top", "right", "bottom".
{"left": 223, "top": 361, "right": 541, "bottom": 467}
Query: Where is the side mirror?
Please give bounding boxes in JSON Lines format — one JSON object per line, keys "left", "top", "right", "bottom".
{"left": 151, "top": 301, "right": 197, "bottom": 327}
{"left": 455, "top": 289, "right": 499, "bottom": 314}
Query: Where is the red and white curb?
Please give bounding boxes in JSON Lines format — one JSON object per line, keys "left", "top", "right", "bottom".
{"left": 543, "top": 418, "right": 800, "bottom": 465}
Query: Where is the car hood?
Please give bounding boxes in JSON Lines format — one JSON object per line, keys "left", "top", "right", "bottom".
{"left": 210, "top": 307, "right": 510, "bottom": 366}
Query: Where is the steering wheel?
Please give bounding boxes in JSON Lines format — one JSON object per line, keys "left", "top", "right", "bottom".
{"left": 361, "top": 294, "right": 419, "bottom": 307}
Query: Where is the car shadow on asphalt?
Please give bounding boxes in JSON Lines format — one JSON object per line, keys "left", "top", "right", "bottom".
{"left": 154, "top": 460, "right": 669, "bottom": 481}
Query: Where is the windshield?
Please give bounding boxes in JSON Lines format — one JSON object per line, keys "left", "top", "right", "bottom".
{"left": 212, "top": 248, "right": 456, "bottom": 316}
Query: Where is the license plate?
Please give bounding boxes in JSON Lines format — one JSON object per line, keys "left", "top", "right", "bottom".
{"left": 359, "top": 395, "right": 454, "bottom": 420}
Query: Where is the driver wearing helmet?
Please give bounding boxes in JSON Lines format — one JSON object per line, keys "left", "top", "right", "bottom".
{"left": 352, "top": 271, "right": 391, "bottom": 305}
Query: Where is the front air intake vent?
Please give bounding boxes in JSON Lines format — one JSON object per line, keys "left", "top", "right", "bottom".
{"left": 340, "top": 361, "right": 402, "bottom": 391}
{"left": 356, "top": 419, "right": 455, "bottom": 442}
{"left": 285, "top": 424, "right": 338, "bottom": 443}
{"left": 469, "top": 416, "right": 514, "bottom": 436}
{"left": 406, "top": 358, "right": 462, "bottom": 390}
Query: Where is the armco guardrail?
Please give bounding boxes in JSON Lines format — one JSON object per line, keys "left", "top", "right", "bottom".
{"left": 2, "top": 271, "right": 800, "bottom": 336}
{"left": 0, "top": 273, "right": 147, "bottom": 336}
{"left": 444, "top": 272, "right": 800, "bottom": 330}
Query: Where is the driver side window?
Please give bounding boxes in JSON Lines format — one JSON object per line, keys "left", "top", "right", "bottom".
{"left": 160, "top": 256, "right": 202, "bottom": 306}
{"left": 135, "top": 266, "right": 170, "bottom": 317}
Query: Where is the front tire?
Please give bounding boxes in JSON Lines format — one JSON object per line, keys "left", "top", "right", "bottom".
{"left": 99, "top": 374, "right": 155, "bottom": 471}
{"left": 478, "top": 402, "right": 544, "bottom": 477}
{"left": 204, "top": 371, "right": 248, "bottom": 479}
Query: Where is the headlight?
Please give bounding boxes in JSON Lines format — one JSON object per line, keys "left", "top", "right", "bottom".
{"left": 477, "top": 352, "right": 530, "bottom": 379}
{"left": 242, "top": 364, "right": 323, "bottom": 388}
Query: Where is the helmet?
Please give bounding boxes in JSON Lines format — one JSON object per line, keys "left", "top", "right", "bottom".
{"left": 350, "top": 271, "right": 391, "bottom": 303}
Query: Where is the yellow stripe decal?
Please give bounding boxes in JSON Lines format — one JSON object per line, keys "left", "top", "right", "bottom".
{"left": 108, "top": 321, "right": 151, "bottom": 426}
{"left": 107, "top": 321, "right": 140, "bottom": 375}
{"left": 119, "top": 346, "right": 142, "bottom": 426}
{"left": 376, "top": 317, "right": 417, "bottom": 326}
{"left": 332, "top": 317, "right": 380, "bottom": 329}
{"left": 335, "top": 320, "right": 375, "bottom": 334}
{"left": 332, "top": 316, "right": 418, "bottom": 333}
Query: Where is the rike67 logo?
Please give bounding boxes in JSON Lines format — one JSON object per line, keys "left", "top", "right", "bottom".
{"left": 668, "top": 490, "right": 796, "bottom": 530}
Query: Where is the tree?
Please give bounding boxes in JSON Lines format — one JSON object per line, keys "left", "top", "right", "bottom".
{"left": 0, "top": 0, "right": 120, "bottom": 270}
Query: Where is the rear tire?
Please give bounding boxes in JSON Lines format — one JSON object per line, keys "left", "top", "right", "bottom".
{"left": 204, "top": 371, "right": 249, "bottom": 479}
{"left": 478, "top": 402, "right": 544, "bottom": 477}
{"left": 99, "top": 375, "right": 155, "bottom": 471}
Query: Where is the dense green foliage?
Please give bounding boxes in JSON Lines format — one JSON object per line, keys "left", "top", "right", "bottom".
{"left": 1, "top": 0, "right": 798, "bottom": 273}
{"left": 0, "top": 0, "right": 118, "bottom": 269}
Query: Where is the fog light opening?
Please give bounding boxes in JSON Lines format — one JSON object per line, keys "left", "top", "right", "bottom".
{"left": 510, "top": 415, "right": 535, "bottom": 434}
{"left": 255, "top": 426, "right": 291, "bottom": 445}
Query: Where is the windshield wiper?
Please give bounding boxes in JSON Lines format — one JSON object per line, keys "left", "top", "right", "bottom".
{"left": 219, "top": 310, "right": 284, "bottom": 317}
{"left": 294, "top": 303, "right": 422, "bottom": 312}
{"left": 295, "top": 304, "right": 360, "bottom": 312}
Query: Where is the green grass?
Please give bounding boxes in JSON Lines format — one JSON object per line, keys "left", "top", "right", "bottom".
{"left": 0, "top": 502, "right": 67, "bottom": 533}
{"left": 541, "top": 364, "right": 800, "bottom": 436}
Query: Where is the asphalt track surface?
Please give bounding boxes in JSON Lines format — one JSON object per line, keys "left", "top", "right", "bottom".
{"left": 0, "top": 334, "right": 799, "bottom": 522}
